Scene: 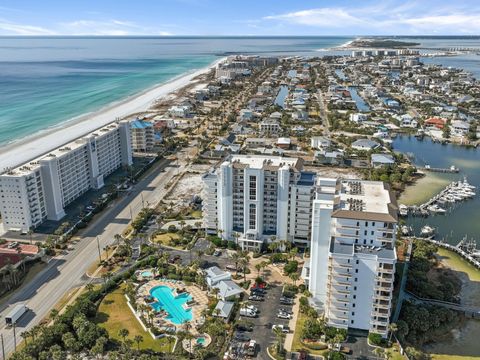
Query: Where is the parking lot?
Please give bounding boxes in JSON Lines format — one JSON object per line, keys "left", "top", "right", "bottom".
{"left": 231, "top": 284, "right": 294, "bottom": 360}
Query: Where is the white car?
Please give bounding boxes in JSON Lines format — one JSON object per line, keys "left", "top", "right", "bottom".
{"left": 277, "top": 312, "right": 292, "bottom": 319}
{"left": 272, "top": 324, "right": 290, "bottom": 333}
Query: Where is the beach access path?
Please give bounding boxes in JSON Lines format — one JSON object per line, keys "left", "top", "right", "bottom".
{"left": 0, "top": 57, "right": 224, "bottom": 172}
{"left": 0, "top": 147, "right": 191, "bottom": 357}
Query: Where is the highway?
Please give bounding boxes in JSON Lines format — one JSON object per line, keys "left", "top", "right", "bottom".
{"left": 0, "top": 152, "right": 188, "bottom": 357}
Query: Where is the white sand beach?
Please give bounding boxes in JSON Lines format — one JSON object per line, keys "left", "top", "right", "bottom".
{"left": 0, "top": 57, "right": 225, "bottom": 171}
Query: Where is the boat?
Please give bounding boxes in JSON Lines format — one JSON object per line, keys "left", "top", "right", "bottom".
{"left": 398, "top": 204, "right": 409, "bottom": 217}
{"left": 427, "top": 204, "right": 446, "bottom": 214}
{"left": 420, "top": 225, "right": 436, "bottom": 238}
{"left": 401, "top": 225, "right": 413, "bottom": 236}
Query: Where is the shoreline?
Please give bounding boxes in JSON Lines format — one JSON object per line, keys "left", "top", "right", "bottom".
{"left": 0, "top": 56, "right": 225, "bottom": 171}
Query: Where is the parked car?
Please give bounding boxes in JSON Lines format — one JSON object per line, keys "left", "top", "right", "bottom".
{"left": 279, "top": 308, "right": 293, "bottom": 314}
{"left": 235, "top": 321, "right": 254, "bottom": 332}
{"left": 213, "top": 249, "right": 222, "bottom": 257}
{"left": 248, "top": 295, "right": 264, "bottom": 302}
{"left": 272, "top": 324, "right": 290, "bottom": 333}
{"left": 240, "top": 307, "right": 257, "bottom": 318}
{"left": 280, "top": 297, "right": 294, "bottom": 305}
{"left": 250, "top": 288, "right": 265, "bottom": 295}
{"left": 277, "top": 312, "right": 292, "bottom": 319}
{"left": 234, "top": 332, "right": 250, "bottom": 342}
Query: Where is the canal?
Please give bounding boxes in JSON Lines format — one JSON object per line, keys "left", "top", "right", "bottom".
{"left": 393, "top": 135, "right": 480, "bottom": 245}
{"left": 348, "top": 86, "right": 370, "bottom": 112}
{"left": 274, "top": 85, "right": 289, "bottom": 109}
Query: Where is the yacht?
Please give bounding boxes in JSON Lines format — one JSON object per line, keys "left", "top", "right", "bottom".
{"left": 420, "top": 225, "right": 436, "bottom": 238}
{"left": 427, "top": 204, "right": 446, "bottom": 214}
{"left": 399, "top": 204, "right": 409, "bottom": 217}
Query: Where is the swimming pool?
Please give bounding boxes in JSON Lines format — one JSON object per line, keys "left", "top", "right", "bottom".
{"left": 149, "top": 285, "right": 192, "bottom": 325}
{"left": 141, "top": 271, "right": 153, "bottom": 277}
{"left": 196, "top": 337, "right": 206, "bottom": 345}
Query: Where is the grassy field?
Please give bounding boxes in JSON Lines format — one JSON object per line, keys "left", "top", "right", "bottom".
{"left": 152, "top": 232, "right": 182, "bottom": 248}
{"left": 290, "top": 312, "right": 327, "bottom": 356}
{"left": 431, "top": 355, "right": 480, "bottom": 360}
{"left": 95, "top": 285, "right": 173, "bottom": 352}
{"left": 436, "top": 248, "right": 480, "bottom": 282}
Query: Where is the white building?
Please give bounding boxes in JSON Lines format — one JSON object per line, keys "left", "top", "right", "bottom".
{"left": 0, "top": 121, "right": 132, "bottom": 232}
{"left": 305, "top": 179, "right": 397, "bottom": 337}
{"left": 259, "top": 119, "right": 281, "bottom": 134}
{"left": 130, "top": 119, "right": 155, "bottom": 152}
{"left": 202, "top": 155, "right": 316, "bottom": 251}
{"left": 311, "top": 136, "right": 331, "bottom": 150}
{"left": 349, "top": 113, "right": 368, "bottom": 123}
{"left": 451, "top": 120, "right": 470, "bottom": 137}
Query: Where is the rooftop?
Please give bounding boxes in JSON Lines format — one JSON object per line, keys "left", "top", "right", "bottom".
{"left": 227, "top": 154, "right": 301, "bottom": 171}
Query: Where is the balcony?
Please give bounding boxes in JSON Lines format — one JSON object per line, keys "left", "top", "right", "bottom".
{"left": 370, "top": 318, "right": 389, "bottom": 327}
{"left": 328, "top": 310, "right": 349, "bottom": 320}
{"left": 374, "top": 293, "right": 391, "bottom": 301}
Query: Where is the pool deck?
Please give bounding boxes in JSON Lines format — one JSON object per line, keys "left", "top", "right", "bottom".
{"left": 136, "top": 279, "right": 208, "bottom": 334}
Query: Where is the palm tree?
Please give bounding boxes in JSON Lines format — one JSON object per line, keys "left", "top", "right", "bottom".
{"left": 240, "top": 257, "right": 249, "bottom": 282}
{"left": 289, "top": 272, "right": 300, "bottom": 286}
{"left": 272, "top": 326, "right": 286, "bottom": 354}
{"left": 118, "top": 328, "right": 129, "bottom": 344}
{"left": 230, "top": 252, "right": 241, "bottom": 275}
{"left": 255, "top": 263, "right": 262, "bottom": 277}
{"left": 113, "top": 234, "right": 123, "bottom": 247}
{"left": 388, "top": 322, "right": 398, "bottom": 344}
{"left": 20, "top": 331, "right": 29, "bottom": 346}
{"left": 211, "top": 287, "right": 220, "bottom": 300}
{"left": 50, "top": 308, "right": 59, "bottom": 321}
{"left": 133, "top": 335, "right": 143, "bottom": 350}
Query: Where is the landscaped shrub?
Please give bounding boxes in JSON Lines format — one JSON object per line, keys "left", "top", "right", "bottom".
{"left": 368, "top": 332, "right": 384, "bottom": 346}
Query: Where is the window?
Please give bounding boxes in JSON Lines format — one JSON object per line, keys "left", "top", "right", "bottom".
{"left": 249, "top": 175, "right": 257, "bottom": 200}
{"left": 249, "top": 204, "right": 256, "bottom": 229}
{"left": 351, "top": 320, "right": 354, "bottom": 324}
{"left": 353, "top": 295, "right": 356, "bottom": 299}
{"left": 352, "top": 312, "right": 355, "bottom": 316}
{"left": 355, "top": 269, "right": 358, "bottom": 273}
{"left": 354, "top": 278, "right": 358, "bottom": 282}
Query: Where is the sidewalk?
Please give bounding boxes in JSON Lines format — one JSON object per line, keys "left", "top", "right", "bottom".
{"left": 284, "top": 293, "right": 301, "bottom": 352}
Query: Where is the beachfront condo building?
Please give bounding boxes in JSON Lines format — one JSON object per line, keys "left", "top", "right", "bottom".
{"left": 0, "top": 121, "right": 132, "bottom": 232}
{"left": 304, "top": 178, "right": 397, "bottom": 337}
{"left": 202, "top": 154, "right": 317, "bottom": 251}
{"left": 130, "top": 119, "right": 155, "bottom": 152}
{"left": 203, "top": 155, "right": 397, "bottom": 336}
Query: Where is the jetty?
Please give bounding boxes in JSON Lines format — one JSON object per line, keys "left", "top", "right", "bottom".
{"left": 424, "top": 164, "right": 459, "bottom": 173}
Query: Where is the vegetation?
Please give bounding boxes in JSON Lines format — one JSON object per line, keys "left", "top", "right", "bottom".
{"left": 407, "top": 240, "right": 461, "bottom": 302}
{"left": 95, "top": 285, "right": 172, "bottom": 353}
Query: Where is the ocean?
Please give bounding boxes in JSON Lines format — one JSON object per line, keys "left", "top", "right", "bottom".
{"left": 0, "top": 36, "right": 352, "bottom": 146}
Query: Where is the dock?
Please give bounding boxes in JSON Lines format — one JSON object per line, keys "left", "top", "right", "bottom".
{"left": 424, "top": 164, "right": 459, "bottom": 173}
{"left": 400, "top": 180, "right": 476, "bottom": 217}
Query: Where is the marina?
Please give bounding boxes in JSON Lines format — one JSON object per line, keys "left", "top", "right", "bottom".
{"left": 399, "top": 179, "right": 476, "bottom": 217}
{"left": 394, "top": 136, "right": 480, "bottom": 246}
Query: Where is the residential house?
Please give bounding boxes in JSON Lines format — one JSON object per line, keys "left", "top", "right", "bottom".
{"left": 371, "top": 153, "right": 396, "bottom": 168}
{"left": 205, "top": 266, "right": 231, "bottom": 287}
{"left": 351, "top": 139, "right": 380, "bottom": 151}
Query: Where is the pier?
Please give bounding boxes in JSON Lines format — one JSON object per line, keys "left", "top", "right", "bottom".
{"left": 424, "top": 164, "right": 459, "bottom": 173}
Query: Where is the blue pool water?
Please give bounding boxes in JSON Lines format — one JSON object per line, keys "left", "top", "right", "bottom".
{"left": 196, "top": 337, "right": 206, "bottom": 345}
{"left": 141, "top": 271, "right": 153, "bottom": 277}
{"left": 149, "top": 285, "right": 192, "bottom": 325}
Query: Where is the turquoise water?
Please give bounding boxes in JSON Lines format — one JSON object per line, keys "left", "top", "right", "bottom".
{"left": 149, "top": 285, "right": 192, "bottom": 325}
{"left": 0, "top": 36, "right": 352, "bottom": 146}
{"left": 196, "top": 337, "right": 206, "bottom": 345}
{"left": 141, "top": 271, "right": 153, "bottom": 277}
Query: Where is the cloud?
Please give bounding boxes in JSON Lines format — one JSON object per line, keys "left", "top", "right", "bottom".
{"left": 0, "top": 18, "right": 173, "bottom": 36}
{"left": 59, "top": 19, "right": 172, "bottom": 36}
{"left": 263, "top": 3, "right": 480, "bottom": 34}
{"left": 0, "top": 19, "right": 57, "bottom": 35}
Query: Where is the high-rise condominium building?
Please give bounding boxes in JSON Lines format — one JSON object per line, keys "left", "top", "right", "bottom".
{"left": 130, "top": 119, "right": 155, "bottom": 152}
{"left": 202, "top": 154, "right": 317, "bottom": 251}
{"left": 0, "top": 121, "right": 132, "bottom": 232}
{"left": 203, "top": 155, "right": 397, "bottom": 337}
{"left": 305, "top": 178, "right": 397, "bottom": 337}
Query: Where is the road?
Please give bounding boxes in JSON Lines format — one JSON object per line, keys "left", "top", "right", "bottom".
{"left": 0, "top": 153, "right": 189, "bottom": 357}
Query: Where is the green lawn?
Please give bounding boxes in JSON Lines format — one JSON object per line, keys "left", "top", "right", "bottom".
{"left": 95, "top": 285, "right": 173, "bottom": 352}
{"left": 190, "top": 210, "right": 202, "bottom": 219}
{"left": 290, "top": 312, "right": 327, "bottom": 356}
{"left": 152, "top": 232, "right": 181, "bottom": 247}
{"left": 431, "top": 355, "right": 480, "bottom": 360}
{"left": 436, "top": 248, "right": 480, "bottom": 282}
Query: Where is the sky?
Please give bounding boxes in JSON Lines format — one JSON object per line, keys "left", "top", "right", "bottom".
{"left": 0, "top": 0, "right": 479, "bottom": 36}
